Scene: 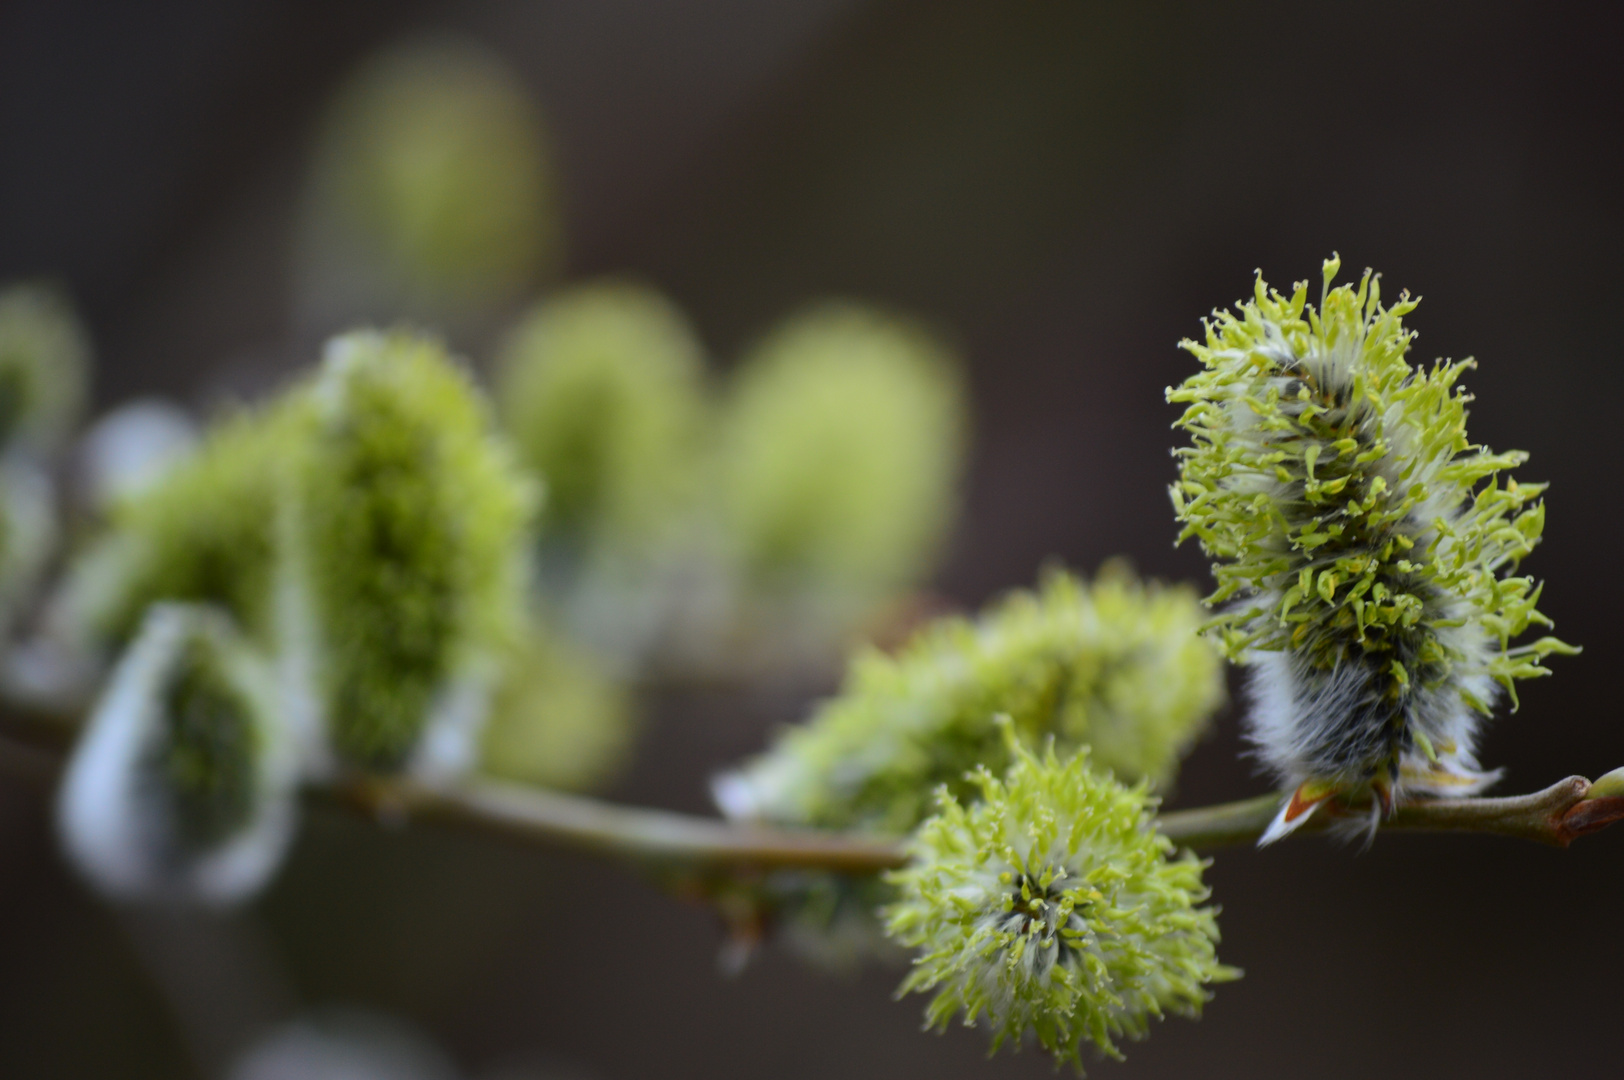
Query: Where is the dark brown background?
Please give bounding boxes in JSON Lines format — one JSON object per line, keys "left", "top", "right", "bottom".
{"left": 2, "top": 2, "right": 1621, "bottom": 1077}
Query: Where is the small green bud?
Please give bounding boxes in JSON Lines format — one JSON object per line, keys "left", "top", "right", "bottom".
{"left": 299, "top": 331, "right": 537, "bottom": 773}
{"left": 1586, "top": 766, "right": 1624, "bottom": 801}
{"left": 0, "top": 282, "right": 90, "bottom": 453}
{"left": 494, "top": 281, "right": 709, "bottom": 550}
{"left": 58, "top": 603, "right": 298, "bottom": 903}
{"left": 885, "top": 737, "right": 1236, "bottom": 1071}
{"left": 299, "top": 37, "right": 560, "bottom": 322}
{"left": 717, "top": 302, "right": 966, "bottom": 603}
{"left": 478, "top": 619, "right": 638, "bottom": 793}
{"left": 715, "top": 566, "right": 1225, "bottom": 836}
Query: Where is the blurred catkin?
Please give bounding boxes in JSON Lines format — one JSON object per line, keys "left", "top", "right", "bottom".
{"left": 298, "top": 37, "right": 560, "bottom": 326}
{"left": 716, "top": 566, "right": 1225, "bottom": 836}
{"left": 495, "top": 281, "right": 709, "bottom": 552}
{"left": 297, "top": 331, "right": 537, "bottom": 772}
{"left": 717, "top": 302, "right": 966, "bottom": 604}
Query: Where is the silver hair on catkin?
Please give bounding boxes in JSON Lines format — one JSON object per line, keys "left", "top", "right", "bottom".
{"left": 1167, "top": 255, "right": 1577, "bottom": 842}
{"left": 57, "top": 604, "right": 299, "bottom": 904}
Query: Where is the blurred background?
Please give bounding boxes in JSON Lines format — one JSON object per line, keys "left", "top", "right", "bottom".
{"left": 2, "top": 1, "right": 1622, "bottom": 1076}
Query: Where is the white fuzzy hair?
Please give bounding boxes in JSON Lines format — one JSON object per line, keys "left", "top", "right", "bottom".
{"left": 1230, "top": 335, "right": 1506, "bottom": 842}
{"left": 57, "top": 604, "right": 300, "bottom": 904}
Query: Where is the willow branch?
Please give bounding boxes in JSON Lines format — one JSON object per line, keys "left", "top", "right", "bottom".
{"left": 1156, "top": 777, "right": 1624, "bottom": 849}
{"left": 336, "top": 776, "right": 908, "bottom": 873}
{"left": 7, "top": 698, "right": 1621, "bottom": 876}
{"left": 334, "top": 769, "right": 1624, "bottom": 878}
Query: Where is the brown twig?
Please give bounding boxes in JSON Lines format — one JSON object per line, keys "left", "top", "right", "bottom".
{"left": 1156, "top": 776, "right": 1624, "bottom": 850}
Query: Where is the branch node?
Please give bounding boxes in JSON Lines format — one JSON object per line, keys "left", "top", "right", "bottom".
{"left": 1559, "top": 796, "right": 1624, "bottom": 842}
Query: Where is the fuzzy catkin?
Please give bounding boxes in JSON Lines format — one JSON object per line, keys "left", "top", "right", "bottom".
{"left": 57, "top": 604, "right": 298, "bottom": 904}
{"left": 299, "top": 37, "right": 559, "bottom": 318}
{"left": 715, "top": 566, "right": 1225, "bottom": 836}
{"left": 1168, "top": 256, "right": 1575, "bottom": 836}
{"left": 0, "top": 282, "right": 90, "bottom": 453}
{"left": 478, "top": 618, "right": 638, "bottom": 793}
{"left": 299, "top": 331, "right": 536, "bottom": 772}
{"left": 718, "top": 302, "right": 966, "bottom": 598}
{"left": 63, "top": 406, "right": 291, "bottom": 649}
{"left": 494, "top": 281, "right": 709, "bottom": 549}
{"left": 885, "top": 736, "right": 1235, "bottom": 1072}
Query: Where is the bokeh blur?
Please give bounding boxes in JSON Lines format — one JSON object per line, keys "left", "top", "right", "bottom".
{"left": 3, "top": 2, "right": 1623, "bottom": 1077}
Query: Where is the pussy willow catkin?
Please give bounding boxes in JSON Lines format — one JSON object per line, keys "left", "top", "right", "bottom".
{"left": 714, "top": 566, "right": 1224, "bottom": 837}
{"left": 0, "top": 282, "right": 90, "bottom": 453}
{"left": 58, "top": 603, "right": 298, "bottom": 904}
{"left": 299, "top": 331, "right": 536, "bottom": 774}
{"left": 1168, "top": 255, "right": 1575, "bottom": 841}
{"left": 884, "top": 731, "right": 1234, "bottom": 1071}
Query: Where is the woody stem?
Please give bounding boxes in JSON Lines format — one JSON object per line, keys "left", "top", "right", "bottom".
{"left": 5, "top": 700, "right": 1620, "bottom": 874}
{"left": 337, "top": 769, "right": 1624, "bottom": 874}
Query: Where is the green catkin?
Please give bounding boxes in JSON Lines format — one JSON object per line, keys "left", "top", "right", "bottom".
{"left": 715, "top": 566, "right": 1225, "bottom": 837}
{"left": 63, "top": 406, "right": 293, "bottom": 648}
{"left": 159, "top": 625, "right": 268, "bottom": 849}
{"left": 58, "top": 603, "right": 297, "bottom": 904}
{"left": 1167, "top": 255, "right": 1577, "bottom": 838}
{"left": 885, "top": 733, "right": 1236, "bottom": 1072}
{"left": 478, "top": 618, "right": 638, "bottom": 793}
{"left": 299, "top": 37, "right": 559, "bottom": 319}
{"left": 300, "top": 331, "right": 536, "bottom": 772}
{"left": 494, "top": 281, "right": 709, "bottom": 550}
{"left": 717, "top": 302, "right": 967, "bottom": 600}
{"left": 0, "top": 283, "right": 88, "bottom": 624}
{"left": 0, "top": 282, "right": 90, "bottom": 453}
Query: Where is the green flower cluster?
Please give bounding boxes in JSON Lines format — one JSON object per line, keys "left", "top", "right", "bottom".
{"left": 64, "top": 408, "right": 292, "bottom": 647}
{"left": 719, "top": 303, "right": 965, "bottom": 599}
{"left": 58, "top": 603, "right": 297, "bottom": 903}
{"left": 0, "top": 283, "right": 90, "bottom": 628}
{"left": 300, "top": 37, "right": 559, "bottom": 319}
{"left": 301, "top": 332, "right": 537, "bottom": 771}
{"left": 1167, "top": 256, "right": 1574, "bottom": 812}
{"left": 495, "top": 281, "right": 708, "bottom": 550}
{"left": 716, "top": 567, "right": 1225, "bottom": 836}
{"left": 478, "top": 618, "right": 637, "bottom": 793}
{"left": 886, "top": 735, "right": 1235, "bottom": 1071}
{"left": 0, "top": 283, "right": 89, "bottom": 453}
{"left": 158, "top": 610, "right": 278, "bottom": 850}
{"left": 61, "top": 330, "right": 537, "bottom": 777}
{"left": 55, "top": 331, "right": 537, "bottom": 901}
{"left": 491, "top": 292, "right": 971, "bottom": 676}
